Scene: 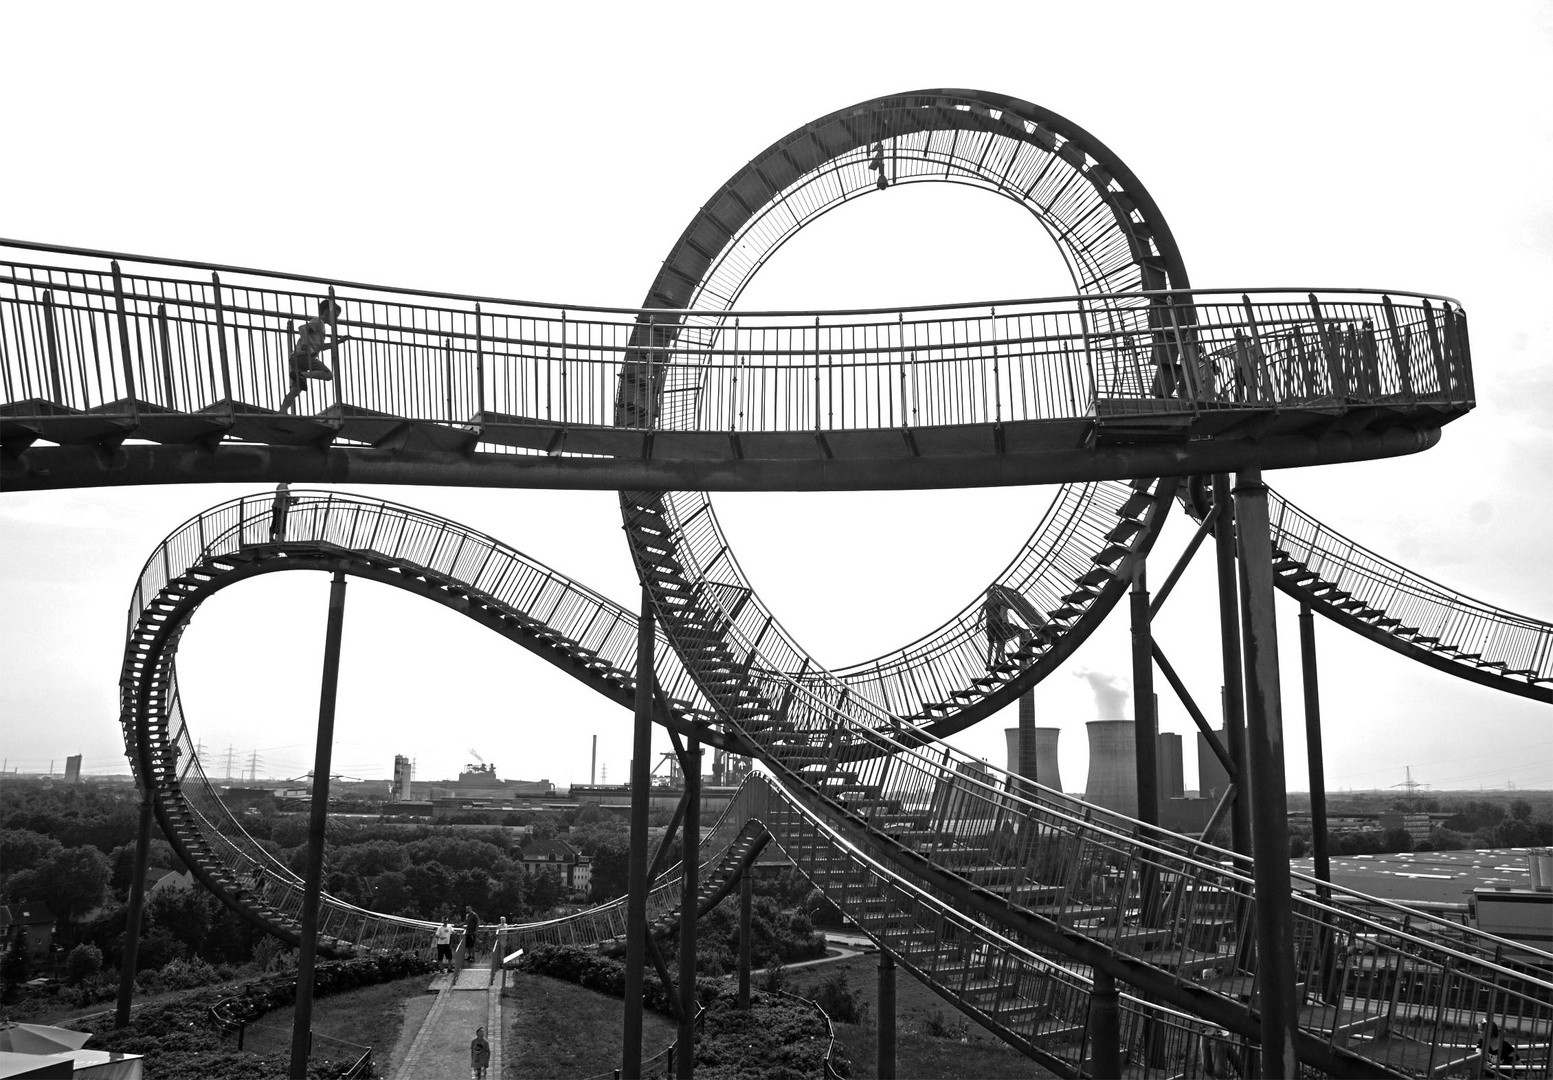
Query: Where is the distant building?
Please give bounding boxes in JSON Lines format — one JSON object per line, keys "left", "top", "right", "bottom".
{"left": 1, "top": 902, "right": 56, "bottom": 961}
{"left": 1157, "top": 733, "right": 1184, "bottom": 800}
{"left": 572, "top": 856, "right": 592, "bottom": 897}
{"left": 402, "top": 761, "right": 553, "bottom": 802}
{"left": 1197, "top": 727, "right": 1232, "bottom": 802}
{"left": 150, "top": 869, "right": 195, "bottom": 895}
{"left": 64, "top": 755, "right": 82, "bottom": 784}
{"left": 393, "top": 755, "right": 414, "bottom": 802}
{"left": 521, "top": 839, "right": 581, "bottom": 890}
{"left": 1378, "top": 812, "right": 1433, "bottom": 843}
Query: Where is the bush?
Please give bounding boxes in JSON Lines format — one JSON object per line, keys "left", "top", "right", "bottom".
{"left": 759, "top": 961, "right": 787, "bottom": 993}
{"left": 517, "top": 944, "right": 717, "bottom": 1015}
{"left": 66, "top": 942, "right": 104, "bottom": 984}
{"left": 810, "top": 968, "right": 866, "bottom": 1025}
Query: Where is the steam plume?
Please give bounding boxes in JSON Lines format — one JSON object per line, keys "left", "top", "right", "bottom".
{"left": 1073, "top": 668, "right": 1130, "bottom": 718}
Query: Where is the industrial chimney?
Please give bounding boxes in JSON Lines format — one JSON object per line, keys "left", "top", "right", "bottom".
{"left": 1084, "top": 720, "right": 1137, "bottom": 817}
{"left": 1004, "top": 726, "right": 1063, "bottom": 792}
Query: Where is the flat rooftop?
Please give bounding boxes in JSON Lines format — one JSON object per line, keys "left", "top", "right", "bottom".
{"left": 1292, "top": 847, "right": 1544, "bottom": 906}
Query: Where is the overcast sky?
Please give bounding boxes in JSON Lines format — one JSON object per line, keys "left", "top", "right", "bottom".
{"left": 2, "top": 3, "right": 1549, "bottom": 798}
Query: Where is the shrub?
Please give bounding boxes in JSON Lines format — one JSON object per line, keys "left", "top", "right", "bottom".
{"left": 759, "top": 961, "right": 787, "bottom": 993}
{"left": 811, "top": 968, "right": 866, "bottom": 1025}
{"left": 66, "top": 942, "right": 104, "bottom": 984}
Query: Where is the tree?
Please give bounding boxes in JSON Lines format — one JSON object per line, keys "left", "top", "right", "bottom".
{"left": 66, "top": 942, "right": 104, "bottom": 984}
{"left": 0, "top": 829, "right": 63, "bottom": 872}
{"left": 35, "top": 845, "right": 112, "bottom": 922}
{"left": 587, "top": 840, "right": 630, "bottom": 903}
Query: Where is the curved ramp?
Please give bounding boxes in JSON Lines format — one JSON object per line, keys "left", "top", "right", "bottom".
{"left": 119, "top": 490, "right": 1553, "bottom": 1079}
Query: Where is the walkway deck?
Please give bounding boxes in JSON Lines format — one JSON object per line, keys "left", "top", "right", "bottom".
{"left": 390, "top": 961, "right": 504, "bottom": 1080}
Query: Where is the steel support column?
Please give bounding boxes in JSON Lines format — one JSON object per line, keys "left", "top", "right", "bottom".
{"left": 291, "top": 571, "right": 347, "bottom": 1080}
{"left": 676, "top": 736, "right": 700, "bottom": 1079}
{"left": 1090, "top": 969, "right": 1120, "bottom": 1080}
{"left": 737, "top": 871, "right": 752, "bottom": 1010}
{"left": 114, "top": 789, "right": 154, "bottom": 1028}
{"left": 878, "top": 951, "right": 897, "bottom": 1080}
{"left": 1131, "top": 562, "right": 1159, "bottom": 831}
{"left": 1213, "top": 473, "right": 1252, "bottom": 859}
{"left": 622, "top": 587, "right": 656, "bottom": 1080}
{"left": 1299, "top": 605, "right": 1331, "bottom": 894}
{"left": 1017, "top": 688, "right": 1037, "bottom": 799}
{"left": 1233, "top": 468, "right": 1299, "bottom": 1078}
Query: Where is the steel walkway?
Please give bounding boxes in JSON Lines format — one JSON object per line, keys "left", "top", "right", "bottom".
{"left": 116, "top": 491, "right": 1553, "bottom": 1078}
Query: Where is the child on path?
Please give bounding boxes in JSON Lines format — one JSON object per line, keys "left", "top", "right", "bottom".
{"left": 470, "top": 1027, "right": 491, "bottom": 1079}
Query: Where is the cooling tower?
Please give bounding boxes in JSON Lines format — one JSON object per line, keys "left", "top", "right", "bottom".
{"left": 1084, "top": 720, "right": 1137, "bottom": 818}
{"left": 1004, "top": 726, "right": 1063, "bottom": 792}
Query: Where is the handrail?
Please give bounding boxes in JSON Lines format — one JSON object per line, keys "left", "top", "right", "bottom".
{"left": 1, "top": 246, "right": 1471, "bottom": 436}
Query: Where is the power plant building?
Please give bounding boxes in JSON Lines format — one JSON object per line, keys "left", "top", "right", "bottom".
{"left": 1198, "top": 728, "right": 1232, "bottom": 801}
{"left": 1003, "top": 726, "right": 1063, "bottom": 792}
{"left": 1156, "top": 733, "right": 1184, "bottom": 799}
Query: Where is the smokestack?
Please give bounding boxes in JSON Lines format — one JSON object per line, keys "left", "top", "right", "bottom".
{"left": 1004, "top": 726, "right": 1063, "bottom": 792}
{"left": 1157, "top": 733, "right": 1184, "bottom": 799}
{"left": 1084, "top": 720, "right": 1138, "bottom": 817}
{"left": 591, "top": 735, "right": 597, "bottom": 787}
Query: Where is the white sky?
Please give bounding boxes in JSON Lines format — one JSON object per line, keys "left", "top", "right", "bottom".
{"left": 1, "top": 3, "right": 1550, "bottom": 797}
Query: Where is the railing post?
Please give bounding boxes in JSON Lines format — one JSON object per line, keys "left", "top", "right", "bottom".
{"left": 474, "top": 302, "right": 485, "bottom": 419}
{"left": 327, "top": 286, "right": 342, "bottom": 413}
{"left": 41, "top": 290, "right": 63, "bottom": 404}
{"left": 156, "top": 303, "right": 176, "bottom": 408}
{"left": 110, "top": 261, "right": 139, "bottom": 423}
{"left": 1233, "top": 466, "right": 1299, "bottom": 1078}
{"left": 291, "top": 571, "right": 349, "bottom": 1080}
{"left": 212, "top": 274, "right": 234, "bottom": 417}
{"left": 114, "top": 787, "right": 155, "bottom": 1028}
{"left": 1308, "top": 294, "right": 1341, "bottom": 398}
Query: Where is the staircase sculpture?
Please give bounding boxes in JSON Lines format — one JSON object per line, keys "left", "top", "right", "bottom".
{"left": 7, "top": 88, "right": 1546, "bottom": 1076}
{"left": 117, "top": 490, "right": 1553, "bottom": 1078}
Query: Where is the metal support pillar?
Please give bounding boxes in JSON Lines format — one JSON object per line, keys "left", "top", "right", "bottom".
{"left": 1299, "top": 605, "right": 1331, "bottom": 894}
{"left": 676, "top": 736, "right": 700, "bottom": 1079}
{"left": 621, "top": 586, "right": 656, "bottom": 1080}
{"left": 1016, "top": 688, "right": 1037, "bottom": 799}
{"left": 737, "top": 871, "right": 752, "bottom": 1010}
{"left": 291, "top": 571, "right": 347, "bottom": 1080}
{"left": 1090, "top": 969, "right": 1120, "bottom": 1080}
{"left": 1130, "top": 562, "right": 1159, "bottom": 832}
{"left": 1212, "top": 473, "right": 1252, "bottom": 860}
{"left": 1234, "top": 468, "right": 1299, "bottom": 1078}
{"left": 877, "top": 952, "right": 897, "bottom": 1080}
{"left": 114, "top": 789, "right": 154, "bottom": 1028}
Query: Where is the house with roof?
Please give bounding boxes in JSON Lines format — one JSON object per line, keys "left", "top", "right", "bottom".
{"left": 520, "top": 838, "right": 580, "bottom": 889}
{"left": 1, "top": 902, "right": 56, "bottom": 961}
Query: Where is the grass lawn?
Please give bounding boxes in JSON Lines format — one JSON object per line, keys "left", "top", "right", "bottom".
{"left": 503, "top": 970, "right": 677, "bottom": 1079}
{"left": 236, "top": 972, "right": 432, "bottom": 1074}
{"left": 785, "top": 953, "right": 1060, "bottom": 1079}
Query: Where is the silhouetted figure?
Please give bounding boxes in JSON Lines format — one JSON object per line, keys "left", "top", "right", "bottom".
{"left": 1201, "top": 1028, "right": 1242, "bottom": 1077}
{"left": 464, "top": 906, "right": 481, "bottom": 961}
{"left": 279, "top": 298, "right": 346, "bottom": 414}
{"left": 269, "top": 482, "right": 297, "bottom": 542}
{"left": 1481, "top": 1020, "right": 1518, "bottom": 1075}
{"left": 868, "top": 141, "right": 888, "bottom": 190}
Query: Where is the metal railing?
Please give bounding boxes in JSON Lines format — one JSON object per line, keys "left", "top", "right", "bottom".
{"left": 1267, "top": 486, "right": 1553, "bottom": 684}
{"left": 2, "top": 242, "right": 1469, "bottom": 443}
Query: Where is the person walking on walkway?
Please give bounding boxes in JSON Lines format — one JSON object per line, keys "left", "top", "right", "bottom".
{"left": 433, "top": 921, "right": 454, "bottom": 973}
{"left": 464, "top": 907, "right": 481, "bottom": 962}
{"left": 279, "top": 297, "right": 347, "bottom": 414}
{"left": 269, "top": 482, "right": 297, "bottom": 542}
{"left": 470, "top": 1027, "right": 491, "bottom": 1079}
{"left": 488, "top": 917, "right": 507, "bottom": 985}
